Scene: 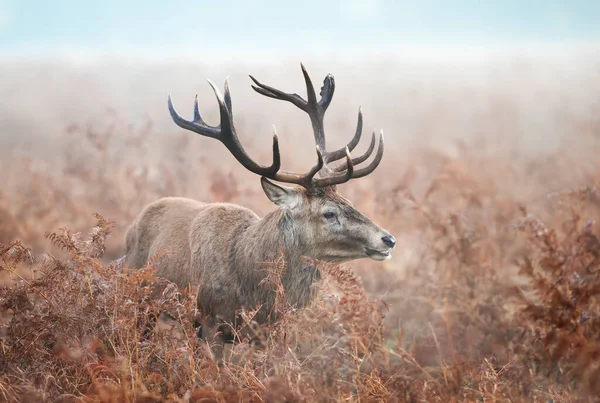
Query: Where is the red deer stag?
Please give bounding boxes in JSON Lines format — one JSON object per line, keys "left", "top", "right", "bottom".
{"left": 124, "top": 64, "right": 395, "bottom": 358}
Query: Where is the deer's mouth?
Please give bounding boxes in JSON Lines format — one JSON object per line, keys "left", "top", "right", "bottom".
{"left": 366, "top": 248, "right": 391, "bottom": 261}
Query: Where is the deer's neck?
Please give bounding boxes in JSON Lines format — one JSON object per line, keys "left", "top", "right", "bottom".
{"left": 240, "top": 209, "right": 310, "bottom": 270}
{"left": 236, "top": 209, "right": 321, "bottom": 315}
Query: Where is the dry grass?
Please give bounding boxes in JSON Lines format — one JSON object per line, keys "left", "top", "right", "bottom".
{"left": 1, "top": 57, "right": 600, "bottom": 402}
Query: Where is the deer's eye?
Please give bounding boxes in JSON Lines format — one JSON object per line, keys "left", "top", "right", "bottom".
{"left": 323, "top": 211, "right": 336, "bottom": 220}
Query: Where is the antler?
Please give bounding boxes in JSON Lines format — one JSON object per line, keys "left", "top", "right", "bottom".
{"left": 250, "top": 64, "right": 384, "bottom": 186}
{"left": 167, "top": 63, "right": 384, "bottom": 190}
{"left": 168, "top": 79, "right": 281, "bottom": 177}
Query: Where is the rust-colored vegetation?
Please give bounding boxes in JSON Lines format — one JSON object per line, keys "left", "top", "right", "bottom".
{"left": 1, "top": 60, "right": 600, "bottom": 402}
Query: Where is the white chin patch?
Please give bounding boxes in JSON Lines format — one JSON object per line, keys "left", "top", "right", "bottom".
{"left": 366, "top": 249, "right": 391, "bottom": 261}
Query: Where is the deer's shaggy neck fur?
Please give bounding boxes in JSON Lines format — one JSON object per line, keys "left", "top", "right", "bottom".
{"left": 228, "top": 207, "right": 321, "bottom": 324}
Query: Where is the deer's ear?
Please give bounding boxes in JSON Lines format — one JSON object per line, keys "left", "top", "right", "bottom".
{"left": 261, "top": 177, "right": 301, "bottom": 209}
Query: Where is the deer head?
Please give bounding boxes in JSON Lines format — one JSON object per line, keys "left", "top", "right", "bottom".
{"left": 167, "top": 64, "right": 395, "bottom": 262}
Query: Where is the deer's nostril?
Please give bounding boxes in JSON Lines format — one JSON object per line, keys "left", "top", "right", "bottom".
{"left": 382, "top": 235, "right": 396, "bottom": 248}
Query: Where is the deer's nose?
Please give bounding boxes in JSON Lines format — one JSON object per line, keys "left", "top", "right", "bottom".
{"left": 382, "top": 235, "right": 396, "bottom": 249}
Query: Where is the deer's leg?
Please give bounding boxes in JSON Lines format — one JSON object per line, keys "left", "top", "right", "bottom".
{"left": 247, "top": 321, "right": 270, "bottom": 350}
{"left": 201, "top": 315, "right": 225, "bottom": 362}
{"left": 194, "top": 313, "right": 203, "bottom": 339}
{"left": 139, "top": 309, "right": 158, "bottom": 340}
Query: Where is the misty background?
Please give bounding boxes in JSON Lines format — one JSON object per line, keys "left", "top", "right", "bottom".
{"left": 1, "top": 1, "right": 599, "bottom": 198}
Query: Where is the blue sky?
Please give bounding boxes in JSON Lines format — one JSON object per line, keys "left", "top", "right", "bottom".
{"left": 1, "top": 0, "right": 599, "bottom": 56}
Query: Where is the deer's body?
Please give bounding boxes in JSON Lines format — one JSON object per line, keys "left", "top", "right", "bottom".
{"left": 125, "top": 196, "right": 321, "bottom": 328}
{"left": 124, "top": 64, "right": 396, "bottom": 358}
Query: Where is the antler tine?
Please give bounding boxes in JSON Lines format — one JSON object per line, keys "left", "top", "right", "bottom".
{"left": 223, "top": 76, "right": 233, "bottom": 113}
{"left": 249, "top": 76, "right": 307, "bottom": 111}
{"left": 193, "top": 95, "right": 203, "bottom": 123}
{"left": 305, "top": 146, "right": 325, "bottom": 183}
{"left": 167, "top": 79, "right": 281, "bottom": 176}
{"left": 332, "top": 130, "right": 376, "bottom": 172}
{"left": 323, "top": 106, "right": 363, "bottom": 163}
{"left": 331, "top": 130, "right": 384, "bottom": 179}
{"left": 300, "top": 63, "right": 318, "bottom": 110}
{"left": 318, "top": 67, "right": 335, "bottom": 111}
{"left": 169, "top": 94, "right": 217, "bottom": 138}
{"left": 351, "top": 130, "right": 384, "bottom": 178}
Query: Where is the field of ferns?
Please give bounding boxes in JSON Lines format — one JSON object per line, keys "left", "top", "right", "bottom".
{"left": 1, "top": 56, "right": 600, "bottom": 402}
